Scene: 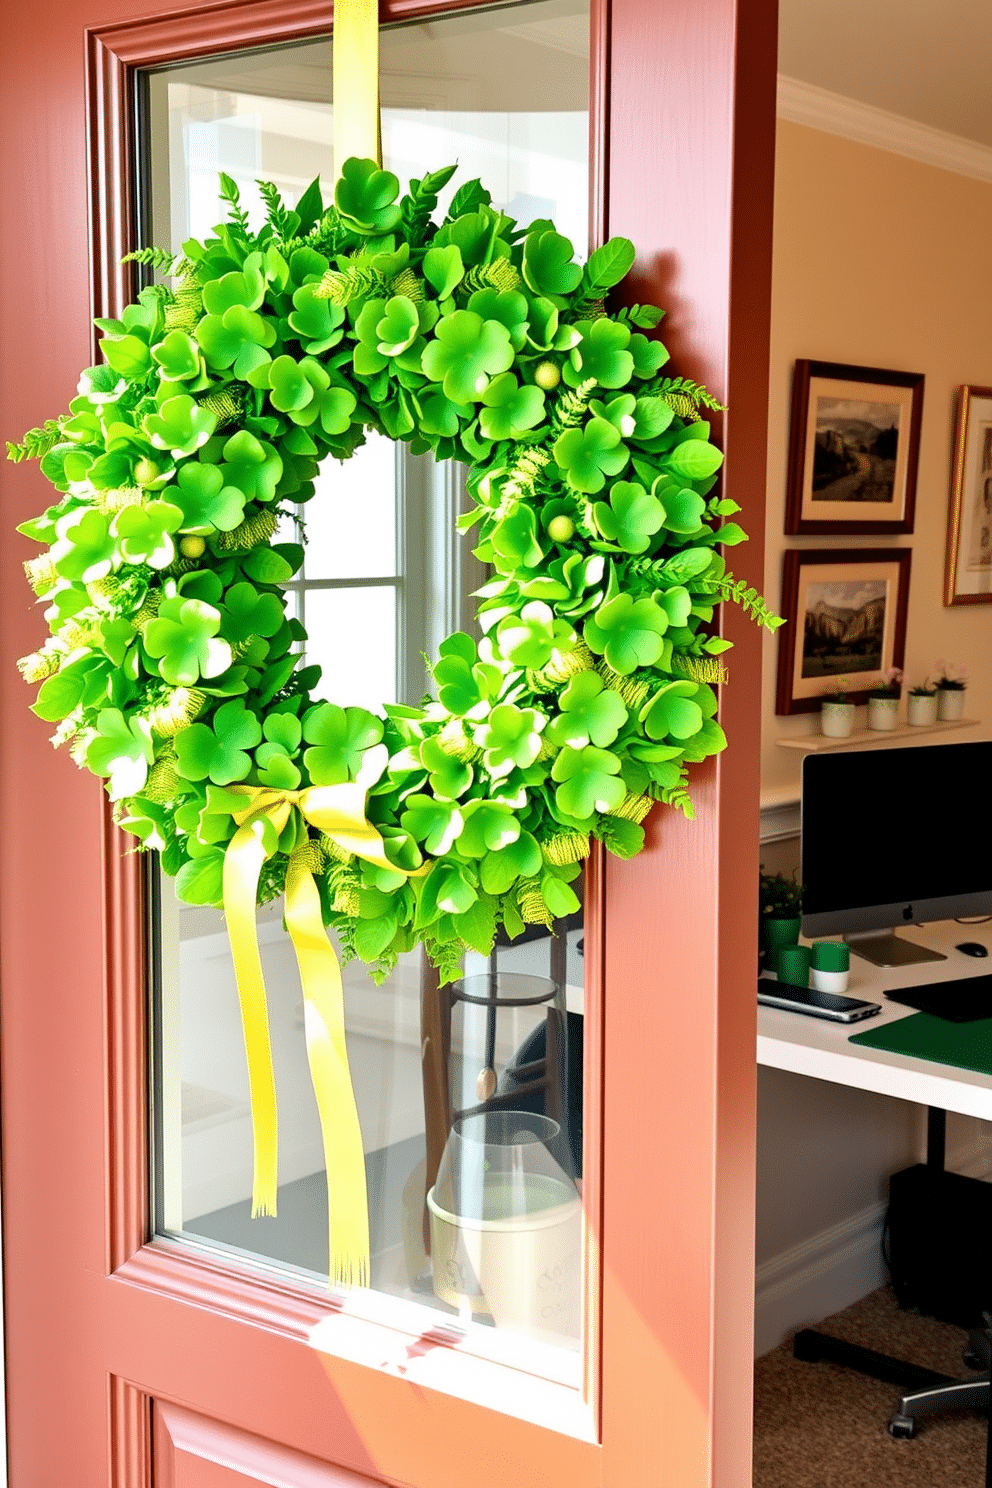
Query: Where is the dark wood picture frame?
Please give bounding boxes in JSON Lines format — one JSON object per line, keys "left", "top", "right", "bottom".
{"left": 775, "top": 547, "right": 911, "bottom": 715}
{"left": 785, "top": 359, "right": 924, "bottom": 535}
{"left": 944, "top": 383, "right": 992, "bottom": 606}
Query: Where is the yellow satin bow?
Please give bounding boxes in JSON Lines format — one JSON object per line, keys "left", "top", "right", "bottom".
{"left": 222, "top": 783, "right": 408, "bottom": 1287}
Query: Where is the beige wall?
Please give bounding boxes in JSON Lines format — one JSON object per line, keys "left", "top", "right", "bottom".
{"left": 762, "top": 122, "right": 992, "bottom": 796}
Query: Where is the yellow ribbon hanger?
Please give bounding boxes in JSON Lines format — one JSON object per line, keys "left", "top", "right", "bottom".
{"left": 333, "top": 0, "right": 382, "bottom": 175}
{"left": 218, "top": 0, "right": 390, "bottom": 1287}
{"left": 222, "top": 783, "right": 415, "bottom": 1286}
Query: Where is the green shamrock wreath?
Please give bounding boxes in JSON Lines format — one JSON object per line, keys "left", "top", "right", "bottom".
{"left": 12, "top": 160, "right": 781, "bottom": 982}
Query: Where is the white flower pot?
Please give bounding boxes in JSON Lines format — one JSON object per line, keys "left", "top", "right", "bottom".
{"left": 937, "top": 687, "right": 965, "bottom": 721}
{"left": 811, "top": 967, "right": 850, "bottom": 994}
{"left": 820, "top": 701, "right": 854, "bottom": 738}
{"left": 867, "top": 696, "right": 899, "bottom": 731}
{"left": 907, "top": 692, "right": 938, "bottom": 726}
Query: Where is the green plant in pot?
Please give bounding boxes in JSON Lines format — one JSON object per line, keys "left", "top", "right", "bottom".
{"left": 907, "top": 677, "right": 937, "bottom": 727}
{"left": 866, "top": 667, "right": 901, "bottom": 732}
{"left": 934, "top": 658, "right": 968, "bottom": 721}
{"left": 759, "top": 867, "right": 804, "bottom": 971}
{"left": 819, "top": 677, "right": 854, "bottom": 739}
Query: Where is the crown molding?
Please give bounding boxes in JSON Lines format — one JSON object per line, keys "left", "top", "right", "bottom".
{"left": 776, "top": 75, "right": 992, "bottom": 186}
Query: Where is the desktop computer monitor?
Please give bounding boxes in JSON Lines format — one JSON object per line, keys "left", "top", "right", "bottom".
{"left": 801, "top": 740, "right": 992, "bottom": 966}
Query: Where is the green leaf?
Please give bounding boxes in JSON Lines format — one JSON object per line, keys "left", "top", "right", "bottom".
{"left": 335, "top": 157, "right": 403, "bottom": 234}
{"left": 302, "top": 702, "right": 383, "bottom": 784}
{"left": 144, "top": 596, "right": 233, "bottom": 686}
{"left": 584, "top": 237, "right": 635, "bottom": 291}
{"left": 473, "top": 703, "right": 546, "bottom": 779}
{"left": 479, "top": 831, "right": 542, "bottom": 894}
{"left": 479, "top": 373, "right": 545, "bottom": 441}
{"left": 401, "top": 795, "right": 464, "bottom": 856}
{"left": 541, "top": 873, "right": 580, "bottom": 918}
{"left": 553, "top": 417, "right": 628, "bottom": 494}
{"left": 550, "top": 745, "right": 625, "bottom": 820}
{"left": 583, "top": 593, "right": 668, "bottom": 674}
{"left": 640, "top": 682, "right": 705, "bottom": 742}
{"left": 175, "top": 849, "right": 226, "bottom": 906}
{"left": 143, "top": 394, "right": 218, "bottom": 458}
{"left": 666, "top": 439, "right": 724, "bottom": 481}
{"left": 592, "top": 479, "right": 664, "bottom": 553}
{"left": 174, "top": 698, "right": 263, "bottom": 784}
{"left": 85, "top": 708, "right": 154, "bottom": 800}
{"left": 423, "top": 244, "right": 465, "bottom": 298}
{"left": 421, "top": 310, "right": 515, "bottom": 404}
{"left": 565, "top": 319, "right": 633, "bottom": 391}
{"left": 456, "top": 800, "right": 521, "bottom": 858}
{"left": 546, "top": 671, "right": 627, "bottom": 749}
{"left": 522, "top": 229, "right": 582, "bottom": 299}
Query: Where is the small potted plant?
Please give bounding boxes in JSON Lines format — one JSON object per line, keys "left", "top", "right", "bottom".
{"left": 759, "top": 868, "right": 804, "bottom": 972}
{"left": 866, "top": 668, "right": 902, "bottom": 731}
{"left": 907, "top": 677, "right": 938, "bottom": 727}
{"left": 934, "top": 659, "right": 968, "bottom": 721}
{"left": 820, "top": 678, "right": 854, "bottom": 738}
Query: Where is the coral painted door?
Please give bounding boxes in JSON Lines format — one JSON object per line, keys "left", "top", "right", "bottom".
{"left": 0, "top": 1, "right": 776, "bottom": 1485}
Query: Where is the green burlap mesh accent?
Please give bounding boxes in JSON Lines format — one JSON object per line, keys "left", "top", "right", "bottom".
{"left": 287, "top": 837, "right": 328, "bottom": 893}
{"left": 132, "top": 592, "right": 162, "bottom": 632}
{"left": 437, "top": 720, "right": 483, "bottom": 763}
{"left": 596, "top": 663, "right": 651, "bottom": 708}
{"left": 320, "top": 833, "right": 355, "bottom": 866}
{"left": 143, "top": 746, "right": 180, "bottom": 803}
{"left": 145, "top": 688, "right": 207, "bottom": 736}
{"left": 608, "top": 792, "right": 652, "bottom": 825}
{"left": 326, "top": 860, "right": 360, "bottom": 915}
{"left": 23, "top": 553, "right": 60, "bottom": 594}
{"left": 18, "top": 638, "right": 67, "bottom": 682}
{"left": 517, "top": 882, "right": 553, "bottom": 928}
{"left": 672, "top": 654, "right": 729, "bottom": 685}
{"left": 215, "top": 509, "right": 280, "bottom": 552}
{"left": 94, "top": 486, "right": 143, "bottom": 515}
{"left": 539, "top": 642, "right": 595, "bottom": 687}
{"left": 197, "top": 387, "right": 244, "bottom": 427}
{"left": 542, "top": 830, "right": 590, "bottom": 866}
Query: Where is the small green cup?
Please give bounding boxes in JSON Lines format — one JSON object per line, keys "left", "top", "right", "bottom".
{"left": 810, "top": 941, "right": 850, "bottom": 972}
{"left": 776, "top": 943, "right": 811, "bottom": 987}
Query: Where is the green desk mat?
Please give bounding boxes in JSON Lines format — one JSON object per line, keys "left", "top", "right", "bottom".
{"left": 849, "top": 1012, "right": 992, "bottom": 1077}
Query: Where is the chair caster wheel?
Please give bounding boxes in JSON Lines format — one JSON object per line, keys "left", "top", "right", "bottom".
{"left": 888, "top": 1414, "right": 915, "bottom": 1440}
{"left": 963, "top": 1348, "right": 983, "bottom": 1370}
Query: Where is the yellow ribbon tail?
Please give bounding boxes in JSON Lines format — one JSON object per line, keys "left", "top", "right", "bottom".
{"left": 333, "top": 0, "right": 382, "bottom": 175}
{"left": 223, "top": 820, "right": 280, "bottom": 1218}
{"left": 285, "top": 860, "right": 371, "bottom": 1287}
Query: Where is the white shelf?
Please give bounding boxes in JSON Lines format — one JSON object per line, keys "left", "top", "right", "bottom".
{"left": 775, "top": 716, "right": 980, "bottom": 753}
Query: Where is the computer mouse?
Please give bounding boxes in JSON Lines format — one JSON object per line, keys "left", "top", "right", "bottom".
{"left": 955, "top": 942, "right": 989, "bottom": 958}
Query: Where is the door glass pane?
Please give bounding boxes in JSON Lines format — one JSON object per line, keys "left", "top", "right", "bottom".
{"left": 305, "top": 586, "right": 397, "bottom": 711}
{"left": 145, "top": 0, "right": 589, "bottom": 1372}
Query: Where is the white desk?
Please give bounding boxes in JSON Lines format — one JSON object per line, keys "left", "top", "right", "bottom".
{"left": 757, "top": 920, "right": 992, "bottom": 1122}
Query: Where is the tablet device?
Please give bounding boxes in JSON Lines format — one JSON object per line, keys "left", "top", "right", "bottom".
{"left": 884, "top": 974, "right": 992, "bottom": 1023}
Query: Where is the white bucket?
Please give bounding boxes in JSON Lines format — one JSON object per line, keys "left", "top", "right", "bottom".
{"left": 428, "top": 1178, "right": 582, "bottom": 1339}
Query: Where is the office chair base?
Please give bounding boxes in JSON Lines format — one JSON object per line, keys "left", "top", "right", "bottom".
{"left": 795, "top": 1328, "right": 990, "bottom": 1441}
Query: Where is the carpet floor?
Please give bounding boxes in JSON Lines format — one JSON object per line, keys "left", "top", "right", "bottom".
{"left": 753, "top": 1287, "right": 988, "bottom": 1487}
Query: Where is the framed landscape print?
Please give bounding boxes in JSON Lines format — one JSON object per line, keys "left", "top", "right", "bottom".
{"left": 776, "top": 548, "right": 912, "bottom": 714}
{"left": 785, "top": 360, "right": 924, "bottom": 535}
{"left": 945, "top": 384, "right": 992, "bottom": 606}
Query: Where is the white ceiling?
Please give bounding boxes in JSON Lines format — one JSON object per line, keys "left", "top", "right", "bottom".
{"left": 779, "top": 0, "right": 992, "bottom": 147}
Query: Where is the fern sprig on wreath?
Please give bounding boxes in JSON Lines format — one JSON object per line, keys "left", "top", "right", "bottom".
{"left": 6, "top": 419, "right": 63, "bottom": 463}
{"left": 656, "top": 375, "right": 727, "bottom": 420}
{"left": 703, "top": 572, "right": 785, "bottom": 631}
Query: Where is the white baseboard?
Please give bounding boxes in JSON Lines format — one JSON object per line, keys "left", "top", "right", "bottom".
{"left": 755, "top": 1144, "right": 992, "bottom": 1357}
